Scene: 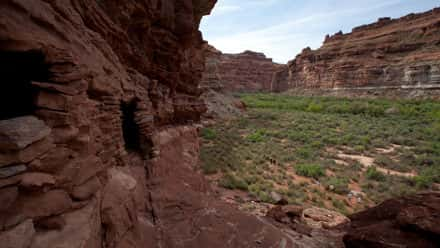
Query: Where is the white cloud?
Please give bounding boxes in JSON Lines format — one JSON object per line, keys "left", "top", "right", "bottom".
{"left": 212, "top": 5, "right": 241, "bottom": 15}
{"left": 204, "top": 0, "right": 408, "bottom": 63}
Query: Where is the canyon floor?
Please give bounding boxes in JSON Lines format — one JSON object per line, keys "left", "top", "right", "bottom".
{"left": 200, "top": 94, "right": 440, "bottom": 215}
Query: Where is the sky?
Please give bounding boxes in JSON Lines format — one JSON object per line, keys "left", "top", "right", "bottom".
{"left": 200, "top": 0, "right": 440, "bottom": 63}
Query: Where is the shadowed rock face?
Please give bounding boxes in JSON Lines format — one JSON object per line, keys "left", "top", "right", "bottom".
{"left": 0, "top": 0, "right": 217, "bottom": 246}
{"left": 273, "top": 8, "right": 440, "bottom": 96}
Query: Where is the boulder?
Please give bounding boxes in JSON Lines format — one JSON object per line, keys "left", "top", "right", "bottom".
{"left": 70, "top": 176, "right": 101, "bottom": 201}
{"left": 30, "top": 199, "right": 101, "bottom": 248}
{"left": 301, "top": 207, "right": 350, "bottom": 229}
{"left": 101, "top": 168, "right": 138, "bottom": 247}
{"left": 344, "top": 192, "right": 440, "bottom": 248}
{"left": 267, "top": 205, "right": 305, "bottom": 224}
{"left": 0, "top": 116, "right": 51, "bottom": 151}
{"left": 270, "top": 191, "right": 283, "bottom": 203}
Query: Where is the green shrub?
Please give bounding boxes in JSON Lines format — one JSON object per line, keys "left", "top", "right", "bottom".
{"left": 366, "top": 167, "right": 386, "bottom": 181}
{"left": 295, "top": 147, "right": 314, "bottom": 160}
{"left": 219, "top": 173, "right": 248, "bottom": 191}
{"left": 247, "top": 129, "right": 266, "bottom": 142}
{"left": 413, "top": 167, "right": 440, "bottom": 188}
{"left": 332, "top": 198, "right": 347, "bottom": 212}
{"left": 257, "top": 191, "right": 273, "bottom": 203}
{"left": 295, "top": 164, "right": 325, "bottom": 179}
{"left": 200, "top": 94, "right": 440, "bottom": 212}
{"left": 413, "top": 175, "right": 432, "bottom": 189}
{"left": 325, "top": 177, "right": 350, "bottom": 195}
{"left": 306, "top": 102, "right": 324, "bottom": 113}
{"left": 201, "top": 128, "right": 217, "bottom": 140}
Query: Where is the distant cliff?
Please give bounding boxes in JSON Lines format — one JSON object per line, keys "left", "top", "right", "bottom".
{"left": 201, "top": 44, "right": 282, "bottom": 93}
{"left": 273, "top": 8, "right": 440, "bottom": 96}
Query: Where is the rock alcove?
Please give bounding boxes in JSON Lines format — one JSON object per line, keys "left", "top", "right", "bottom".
{"left": 120, "top": 100, "right": 142, "bottom": 154}
{"left": 0, "top": 50, "right": 49, "bottom": 120}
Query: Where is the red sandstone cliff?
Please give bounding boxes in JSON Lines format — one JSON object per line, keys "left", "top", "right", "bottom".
{"left": 273, "top": 8, "right": 440, "bottom": 95}
{"left": 199, "top": 44, "right": 282, "bottom": 119}
{"left": 0, "top": 1, "right": 344, "bottom": 247}
{"left": 0, "top": 1, "right": 438, "bottom": 248}
{"left": 199, "top": 44, "right": 247, "bottom": 120}
{"left": 0, "top": 1, "right": 313, "bottom": 247}
{"left": 0, "top": 1, "right": 215, "bottom": 247}
{"left": 201, "top": 44, "right": 282, "bottom": 93}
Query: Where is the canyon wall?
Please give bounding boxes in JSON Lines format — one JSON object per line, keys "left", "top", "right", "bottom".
{"left": 273, "top": 8, "right": 440, "bottom": 96}
{"left": 201, "top": 44, "right": 282, "bottom": 93}
{"left": 0, "top": 1, "right": 307, "bottom": 247}
{"left": 199, "top": 44, "right": 247, "bottom": 120}
{"left": 0, "top": 1, "right": 438, "bottom": 248}
{"left": 199, "top": 44, "right": 282, "bottom": 119}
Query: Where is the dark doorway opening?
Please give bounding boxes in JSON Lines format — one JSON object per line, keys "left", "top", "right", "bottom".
{"left": 0, "top": 50, "right": 50, "bottom": 120}
{"left": 121, "top": 100, "right": 142, "bottom": 153}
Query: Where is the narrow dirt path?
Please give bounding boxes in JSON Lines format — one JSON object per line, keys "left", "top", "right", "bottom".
{"left": 336, "top": 153, "right": 417, "bottom": 178}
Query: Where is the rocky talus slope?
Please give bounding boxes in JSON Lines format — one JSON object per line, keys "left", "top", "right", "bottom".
{"left": 272, "top": 8, "right": 440, "bottom": 97}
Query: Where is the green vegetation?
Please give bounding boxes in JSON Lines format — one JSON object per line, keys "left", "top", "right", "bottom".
{"left": 219, "top": 173, "right": 249, "bottom": 190}
{"left": 325, "top": 177, "right": 350, "bottom": 195}
{"left": 201, "top": 128, "right": 217, "bottom": 140}
{"left": 200, "top": 94, "right": 440, "bottom": 214}
{"left": 295, "top": 164, "right": 325, "bottom": 179}
{"left": 366, "top": 167, "right": 386, "bottom": 181}
{"left": 247, "top": 129, "right": 266, "bottom": 142}
{"left": 413, "top": 167, "right": 440, "bottom": 189}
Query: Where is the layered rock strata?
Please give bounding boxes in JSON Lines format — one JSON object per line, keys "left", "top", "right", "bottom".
{"left": 201, "top": 44, "right": 282, "bottom": 93}
{"left": 273, "top": 8, "right": 440, "bottom": 96}
{"left": 0, "top": 0, "right": 215, "bottom": 246}
{"left": 1, "top": 1, "right": 439, "bottom": 247}
{"left": 0, "top": 0, "right": 312, "bottom": 247}
{"left": 0, "top": 1, "right": 349, "bottom": 247}
{"left": 199, "top": 44, "right": 247, "bottom": 120}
